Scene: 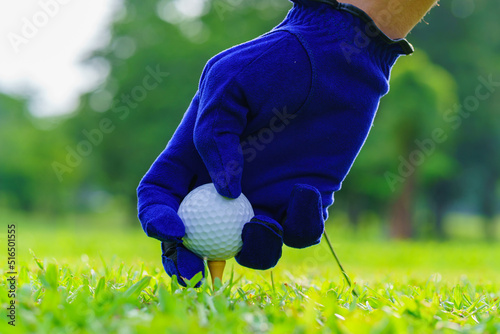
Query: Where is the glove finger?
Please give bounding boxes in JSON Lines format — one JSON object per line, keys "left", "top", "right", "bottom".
{"left": 283, "top": 184, "right": 324, "bottom": 248}
{"left": 161, "top": 241, "right": 185, "bottom": 286}
{"left": 143, "top": 205, "right": 185, "bottom": 242}
{"left": 193, "top": 72, "right": 249, "bottom": 199}
{"left": 177, "top": 245, "right": 205, "bottom": 286}
{"left": 235, "top": 215, "right": 283, "bottom": 270}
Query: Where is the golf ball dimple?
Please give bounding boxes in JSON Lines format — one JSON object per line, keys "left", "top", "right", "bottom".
{"left": 178, "top": 183, "right": 254, "bottom": 261}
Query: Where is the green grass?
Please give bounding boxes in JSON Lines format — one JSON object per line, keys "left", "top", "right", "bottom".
{"left": 1, "top": 214, "right": 499, "bottom": 333}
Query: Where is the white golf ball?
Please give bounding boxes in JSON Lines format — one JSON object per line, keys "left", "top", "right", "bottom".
{"left": 178, "top": 183, "right": 254, "bottom": 261}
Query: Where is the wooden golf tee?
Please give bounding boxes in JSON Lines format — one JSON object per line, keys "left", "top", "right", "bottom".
{"left": 208, "top": 260, "right": 226, "bottom": 287}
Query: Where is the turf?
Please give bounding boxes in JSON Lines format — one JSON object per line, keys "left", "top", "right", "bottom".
{"left": 1, "top": 216, "right": 499, "bottom": 333}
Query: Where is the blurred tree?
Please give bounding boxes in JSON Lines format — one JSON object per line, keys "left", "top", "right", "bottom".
{"left": 411, "top": 0, "right": 500, "bottom": 240}
{"left": 0, "top": 94, "right": 79, "bottom": 213}
{"left": 340, "top": 52, "right": 458, "bottom": 239}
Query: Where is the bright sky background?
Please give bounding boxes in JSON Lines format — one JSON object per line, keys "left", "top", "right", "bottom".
{"left": 0, "top": 0, "right": 122, "bottom": 117}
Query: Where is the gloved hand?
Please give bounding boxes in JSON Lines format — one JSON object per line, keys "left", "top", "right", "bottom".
{"left": 161, "top": 241, "right": 205, "bottom": 287}
{"left": 138, "top": 0, "right": 411, "bottom": 282}
{"left": 138, "top": 201, "right": 205, "bottom": 287}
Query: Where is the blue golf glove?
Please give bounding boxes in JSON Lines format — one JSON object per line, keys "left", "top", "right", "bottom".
{"left": 138, "top": 0, "right": 412, "bottom": 282}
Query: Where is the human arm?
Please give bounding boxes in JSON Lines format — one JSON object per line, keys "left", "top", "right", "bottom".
{"left": 340, "top": 0, "right": 439, "bottom": 39}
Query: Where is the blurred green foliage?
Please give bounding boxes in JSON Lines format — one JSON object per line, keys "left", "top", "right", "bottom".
{"left": 0, "top": 0, "right": 498, "bottom": 237}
